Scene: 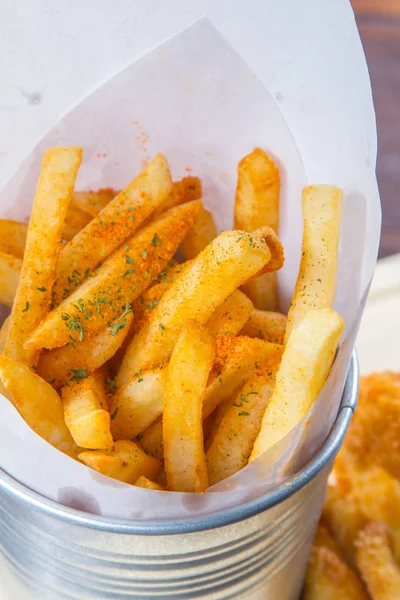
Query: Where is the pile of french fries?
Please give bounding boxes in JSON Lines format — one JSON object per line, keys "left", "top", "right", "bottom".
{"left": 0, "top": 145, "right": 344, "bottom": 493}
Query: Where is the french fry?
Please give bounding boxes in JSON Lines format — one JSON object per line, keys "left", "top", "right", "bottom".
{"left": 79, "top": 440, "right": 160, "bottom": 484}
{"left": 181, "top": 205, "right": 217, "bottom": 260}
{"left": 235, "top": 148, "right": 280, "bottom": 311}
{"left": 206, "top": 372, "right": 276, "bottom": 485}
{"left": 0, "top": 220, "right": 28, "bottom": 259}
{"left": 0, "top": 355, "right": 77, "bottom": 457}
{"left": 53, "top": 153, "right": 174, "bottom": 304}
{"left": 356, "top": 522, "right": 400, "bottom": 600}
{"left": 137, "top": 418, "right": 164, "bottom": 461}
{"left": 0, "top": 316, "right": 10, "bottom": 354}
{"left": 5, "top": 147, "right": 82, "bottom": 364}
{"left": 203, "top": 336, "right": 283, "bottom": 419}
{"left": 0, "top": 251, "right": 21, "bottom": 307}
{"left": 304, "top": 528, "right": 368, "bottom": 600}
{"left": 62, "top": 205, "right": 92, "bottom": 241}
{"left": 71, "top": 188, "right": 117, "bottom": 217}
{"left": 136, "top": 337, "right": 283, "bottom": 460}
{"left": 252, "top": 226, "right": 285, "bottom": 275}
{"left": 206, "top": 289, "right": 254, "bottom": 337}
{"left": 163, "top": 320, "right": 214, "bottom": 492}
{"left": 61, "top": 374, "right": 113, "bottom": 449}
{"left": 151, "top": 176, "right": 202, "bottom": 220}
{"left": 240, "top": 309, "right": 287, "bottom": 344}
{"left": 250, "top": 308, "right": 344, "bottom": 461}
{"left": 117, "top": 230, "right": 272, "bottom": 386}
{"left": 285, "top": 185, "right": 343, "bottom": 343}
{"left": 37, "top": 309, "right": 133, "bottom": 389}
{"left": 135, "top": 475, "right": 165, "bottom": 490}
{"left": 26, "top": 200, "right": 201, "bottom": 352}
{"left": 110, "top": 368, "right": 165, "bottom": 440}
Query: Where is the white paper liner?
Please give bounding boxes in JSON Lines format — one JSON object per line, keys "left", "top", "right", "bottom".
{"left": 0, "top": 13, "right": 380, "bottom": 519}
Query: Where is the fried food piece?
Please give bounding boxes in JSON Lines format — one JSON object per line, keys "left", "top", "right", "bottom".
{"left": 240, "top": 309, "right": 287, "bottom": 344}
{"left": 304, "top": 526, "right": 368, "bottom": 599}
{"left": 356, "top": 522, "right": 400, "bottom": 600}
{"left": 206, "top": 289, "right": 254, "bottom": 337}
{"left": 135, "top": 475, "right": 165, "bottom": 490}
{"left": 0, "top": 220, "right": 28, "bottom": 259}
{"left": 235, "top": 148, "right": 280, "bottom": 310}
{"left": 71, "top": 188, "right": 117, "bottom": 217}
{"left": 0, "top": 251, "right": 21, "bottom": 307}
{"left": 181, "top": 205, "right": 217, "bottom": 260}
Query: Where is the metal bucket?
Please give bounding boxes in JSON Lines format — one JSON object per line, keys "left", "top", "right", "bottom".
{"left": 0, "top": 353, "right": 358, "bottom": 600}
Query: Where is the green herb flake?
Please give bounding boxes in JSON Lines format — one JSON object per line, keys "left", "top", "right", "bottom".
{"left": 238, "top": 411, "right": 250, "bottom": 416}
{"left": 36, "top": 286, "right": 47, "bottom": 292}
{"left": 159, "top": 323, "right": 165, "bottom": 331}
{"left": 152, "top": 233, "right": 162, "bottom": 247}
{"left": 22, "top": 301, "right": 30, "bottom": 313}
{"left": 125, "top": 255, "right": 135, "bottom": 265}
{"left": 67, "top": 368, "right": 88, "bottom": 384}
{"left": 110, "top": 407, "right": 119, "bottom": 420}
{"left": 142, "top": 248, "right": 148, "bottom": 258}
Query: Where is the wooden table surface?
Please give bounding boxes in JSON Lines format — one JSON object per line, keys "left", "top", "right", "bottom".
{"left": 353, "top": 1, "right": 400, "bottom": 257}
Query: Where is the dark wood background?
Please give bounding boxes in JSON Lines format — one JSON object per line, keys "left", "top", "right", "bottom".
{"left": 352, "top": 0, "right": 400, "bottom": 257}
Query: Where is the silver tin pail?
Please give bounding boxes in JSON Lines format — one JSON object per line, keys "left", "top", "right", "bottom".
{"left": 0, "top": 353, "right": 358, "bottom": 600}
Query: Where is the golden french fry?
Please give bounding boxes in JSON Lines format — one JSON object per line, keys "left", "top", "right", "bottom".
{"left": 203, "top": 336, "right": 282, "bottom": 419}
{"left": 206, "top": 289, "right": 254, "bottom": 337}
{"left": 26, "top": 200, "right": 200, "bottom": 352}
{"left": 0, "top": 251, "right": 21, "bottom": 307}
{"left": 181, "top": 205, "right": 217, "bottom": 260}
{"left": 62, "top": 205, "right": 92, "bottom": 241}
{"left": 0, "top": 316, "right": 10, "bottom": 354}
{"left": 37, "top": 310, "right": 133, "bottom": 389}
{"left": 61, "top": 374, "right": 113, "bottom": 449}
{"left": 0, "top": 220, "right": 28, "bottom": 259}
{"left": 5, "top": 147, "right": 82, "bottom": 364}
{"left": 250, "top": 308, "right": 344, "bottom": 461}
{"left": 304, "top": 534, "right": 368, "bottom": 600}
{"left": 79, "top": 440, "right": 160, "bottom": 484}
{"left": 137, "top": 418, "right": 164, "bottom": 461}
{"left": 0, "top": 355, "right": 78, "bottom": 457}
{"left": 235, "top": 148, "right": 280, "bottom": 311}
{"left": 136, "top": 337, "right": 283, "bottom": 460}
{"left": 206, "top": 372, "right": 276, "bottom": 485}
{"left": 71, "top": 188, "right": 117, "bottom": 217}
{"left": 117, "top": 230, "right": 272, "bottom": 386}
{"left": 285, "top": 185, "right": 343, "bottom": 343}
{"left": 135, "top": 475, "right": 164, "bottom": 490}
{"left": 110, "top": 368, "right": 165, "bottom": 440}
{"left": 163, "top": 320, "right": 214, "bottom": 492}
{"left": 240, "top": 309, "right": 287, "bottom": 344}
{"left": 53, "top": 153, "right": 174, "bottom": 304}
{"left": 252, "top": 226, "right": 284, "bottom": 276}
{"left": 151, "top": 176, "right": 202, "bottom": 220}
{"left": 356, "top": 522, "right": 400, "bottom": 600}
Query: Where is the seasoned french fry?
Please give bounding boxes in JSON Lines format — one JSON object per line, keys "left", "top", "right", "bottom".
{"left": 118, "top": 230, "right": 272, "bottom": 386}
{"left": 137, "top": 418, "right": 164, "bottom": 461}
{"left": 206, "top": 369, "right": 280, "bottom": 485}
{"left": 252, "top": 226, "right": 285, "bottom": 275}
{"left": 206, "top": 290, "right": 254, "bottom": 337}
{"left": 62, "top": 205, "right": 92, "bottom": 241}
{"left": 235, "top": 148, "right": 280, "bottom": 311}
{"left": 304, "top": 533, "right": 368, "bottom": 599}
{"left": 135, "top": 475, "right": 164, "bottom": 490}
{"left": 110, "top": 368, "right": 165, "bottom": 440}
{"left": 79, "top": 440, "right": 160, "bottom": 484}
{"left": 356, "top": 522, "right": 400, "bottom": 600}
{"left": 240, "top": 309, "right": 287, "bottom": 344}
{"left": 0, "top": 355, "right": 78, "bottom": 457}
{"left": 71, "top": 188, "right": 117, "bottom": 217}
{"left": 163, "top": 321, "right": 214, "bottom": 492}
{"left": 285, "top": 185, "right": 343, "bottom": 343}
{"left": 27, "top": 201, "right": 200, "bottom": 352}
{"left": 0, "top": 220, "right": 28, "bottom": 259}
{"left": 5, "top": 147, "right": 82, "bottom": 364}
{"left": 136, "top": 337, "right": 283, "bottom": 460}
{"left": 250, "top": 308, "right": 344, "bottom": 461}
{"left": 37, "top": 310, "right": 133, "bottom": 389}
{"left": 0, "top": 251, "right": 21, "bottom": 307}
{"left": 151, "top": 176, "right": 202, "bottom": 220}
{"left": 181, "top": 205, "right": 217, "bottom": 260}
{"left": 203, "top": 336, "right": 283, "bottom": 419}
{"left": 0, "top": 316, "right": 10, "bottom": 354}
{"left": 62, "top": 374, "right": 113, "bottom": 449}
{"left": 53, "top": 154, "right": 174, "bottom": 304}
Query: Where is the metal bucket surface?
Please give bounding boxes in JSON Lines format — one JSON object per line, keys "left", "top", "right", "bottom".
{"left": 0, "top": 353, "right": 359, "bottom": 600}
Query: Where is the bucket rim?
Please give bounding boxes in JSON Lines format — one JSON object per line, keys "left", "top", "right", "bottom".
{"left": 0, "top": 352, "right": 358, "bottom": 535}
